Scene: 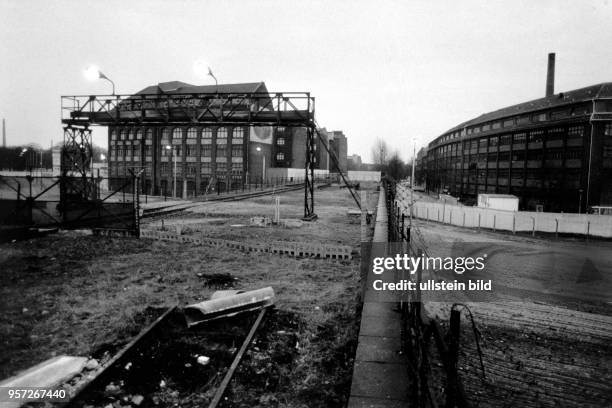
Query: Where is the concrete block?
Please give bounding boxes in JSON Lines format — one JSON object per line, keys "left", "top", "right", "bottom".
{"left": 0, "top": 355, "right": 87, "bottom": 408}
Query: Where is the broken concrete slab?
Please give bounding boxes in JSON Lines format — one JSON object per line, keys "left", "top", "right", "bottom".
{"left": 0, "top": 355, "right": 87, "bottom": 407}
{"left": 249, "top": 216, "right": 271, "bottom": 227}
{"left": 280, "top": 219, "right": 303, "bottom": 228}
{"left": 0, "top": 355, "right": 87, "bottom": 388}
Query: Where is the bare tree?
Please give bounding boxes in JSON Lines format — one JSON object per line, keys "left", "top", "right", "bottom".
{"left": 386, "top": 150, "right": 409, "bottom": 181}
{"left": 371, "top": 137, "right": 389, "bottom": 168}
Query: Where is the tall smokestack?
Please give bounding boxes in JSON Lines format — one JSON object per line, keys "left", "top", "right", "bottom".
{"left": 2, "top": 119, "right": 5, "bottom": 148}
{"left": 546, "top": 53, "right": 555, "bottom": 97}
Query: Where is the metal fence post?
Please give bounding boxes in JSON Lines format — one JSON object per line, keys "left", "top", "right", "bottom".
{"left": 555, "top": 218, "right": 559, "bottom": 239}
{"left": 447, "top": 309, "right": 461, "bottom": 408}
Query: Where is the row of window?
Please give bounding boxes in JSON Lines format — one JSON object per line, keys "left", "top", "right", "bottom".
{"left": 158, "top": 162, "right": 244, "bottom": 175}
{"left": 433, "top": 127, "right": 586, "bottom": 157}
{"left": 110, "top": 126, "right": 245, "bottom": 142}
{"left": 110, "top": 145, "right": 244, "bottom": 159}
{"left": 434, "top": 106, "right": 592, "bottom": 145}
{"left": 437, "top": 148, "right": 584, "bottom": 163}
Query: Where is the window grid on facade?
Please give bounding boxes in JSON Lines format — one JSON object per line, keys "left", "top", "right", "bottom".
{"left": 201, "top": 163, "right": 211, "bottom": 174}
{"left": 216, "top": 145, "right": 227, "bottom": 158}
{"left": 202, "top": 145, "right": 212, "bottom": 157}
{"left": 276, "top": 152, "right": 285, "bottom": 161}
{"left": 529, "top": 130, "right": 544, "bottom": 143}
{"left": 187, "top": 127, "right": 197, "bottom": 139}
{"left": 172, "top": 128, "right": 182, "bottom": 142}
{"left": 231, "top": 146, "right": 243, "bottom": 157}
{"left": 202, "top": 128, "right": 212, "bottom": 144}
{"left": 604, "top": 124, "right": 612, "bottom": 136}
{"left": 217, "top": 127, "right": 228, "bottom": 143}
{"left": 161, "top": 128, "right": 170, "bottom": 141}
{"left": 232, "top": 128, "right": 244, "bottom": 144}
{"left": 568, "top": 126, "right": 584, "bottom": 137}
{"left": 277, "top": 137, "right": 285, "bottom": 145}
{"left": 231, "top": 163, "right": 242, "bottom": 173}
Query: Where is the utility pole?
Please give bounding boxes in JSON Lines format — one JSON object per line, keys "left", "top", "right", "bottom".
{"left": 173, "top": 147, "right": 177, "bottom": 198}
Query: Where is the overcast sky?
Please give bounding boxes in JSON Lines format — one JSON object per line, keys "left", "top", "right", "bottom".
{"left": 1, "top": 0, "right": 611, "bottom": 161}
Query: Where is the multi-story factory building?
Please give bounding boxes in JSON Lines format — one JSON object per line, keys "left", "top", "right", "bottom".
{"left": 421, "top": 54, "right": 612, "bottom": 212}
{"left": 107, "top": 81, "right": 348, "bottom": 197}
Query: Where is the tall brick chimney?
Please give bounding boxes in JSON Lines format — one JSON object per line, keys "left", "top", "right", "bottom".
{"left": 546, "top": 53, "right": 555, "bottom": 97}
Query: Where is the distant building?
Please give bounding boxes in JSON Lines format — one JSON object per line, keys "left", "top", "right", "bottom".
{"left": 348, "top": 154, "right": 362, "bottom": 169}
{"left": 318, "top": 129, "right": 348, "bottom": 173}
{"left": 418, "top": 55, "right": 612, "bottom": 212}
{"left": 106, "top": 81, "right": 345, "bottom": 197}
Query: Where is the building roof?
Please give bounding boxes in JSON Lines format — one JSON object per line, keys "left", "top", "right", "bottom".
{"left": 135, "top": 81, "right": 268, "bottom": 95}
{"left": 443, "top": 82, "right": 612, "bottom": 135}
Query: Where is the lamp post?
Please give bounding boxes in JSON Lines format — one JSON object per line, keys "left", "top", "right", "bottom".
{"left": 84, "top": 66, "right": 116, "bottom": 95}
{"left": 256, "top": 145, "right": 265, "bottom": 185}
{"left": 207, "top": 67, "right": 219, "bottom": 94}
{"left": 578, "top": 189, "right": 583, "bottom": 214}
{"left": 165, "top": 145, "right": 177, "bottom": 198}
{"left": 410, "top": 139, "right": 416, "bottom": 227}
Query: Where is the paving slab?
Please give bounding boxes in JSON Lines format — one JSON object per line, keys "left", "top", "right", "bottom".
{"left": 358, "top": 314, "right": 401, "bottom": 338}
{"left": 354, "top": 335, "right": 402, "bottom": 363}
{"left": 350, "top": 361, "right": 409, "bottom": 401}
{"left": 348, "top": 396, "right": 408, "bottom": 408}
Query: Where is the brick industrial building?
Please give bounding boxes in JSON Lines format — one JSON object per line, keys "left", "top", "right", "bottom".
{"left": 106, "top": 81, "right": 348, "bottom": 197}
{"left": 419, "top": 54, "right": 612, "bottom": 212}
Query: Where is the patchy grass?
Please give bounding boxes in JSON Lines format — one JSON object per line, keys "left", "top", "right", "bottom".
{"left": 0, "top": 186, "right": 379, "bottom": 407}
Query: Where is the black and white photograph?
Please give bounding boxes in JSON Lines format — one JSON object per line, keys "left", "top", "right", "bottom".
{"left": 0, "top": 1, "right": 611, "bottom": 407}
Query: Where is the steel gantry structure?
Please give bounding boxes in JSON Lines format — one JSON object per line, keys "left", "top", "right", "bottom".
{"left": 61, "top": 91, "right": 325, "bottom": 219}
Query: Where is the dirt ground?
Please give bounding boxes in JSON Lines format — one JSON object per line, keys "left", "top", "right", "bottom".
{"left": 0, "top": 185, "right": 379, "bottom": 407}
{"left": 413, "top": 219, "right": 612, "bottom": 407}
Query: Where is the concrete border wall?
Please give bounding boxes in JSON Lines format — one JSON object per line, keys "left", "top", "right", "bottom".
{"left": 347, "top": 171, "right": 381, "bottom": 182}
{"left": 396, "top": 186, "right": 612, "bottom": 238}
